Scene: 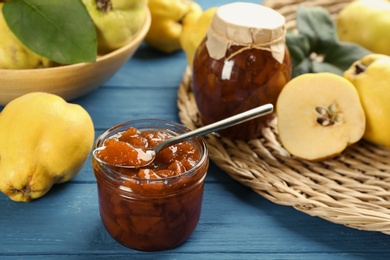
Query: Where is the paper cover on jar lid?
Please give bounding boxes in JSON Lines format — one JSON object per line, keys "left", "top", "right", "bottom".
{"left": 206, "top": 2, "right": 286, "bottom": 63}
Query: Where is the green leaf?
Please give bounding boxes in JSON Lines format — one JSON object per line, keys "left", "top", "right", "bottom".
{"left": 323, "top": 42, "right": 372, "bottom": 71}
{"left": 296, "top": 6, "right": 338, "bottom": 51}
{"left": 286, "top": 33, "right": 311, "bottom": 69}
{"left": 286, "top": 6, "right": 372, "bottom": 78}
{"left": 3, "top": 0, "right": 97, "bottom": 64}
{"left": 292, "top": 58, "right": 312, "bottom": 78}
{"left": 312, "top": 61, "right": 344, "bottom": 76}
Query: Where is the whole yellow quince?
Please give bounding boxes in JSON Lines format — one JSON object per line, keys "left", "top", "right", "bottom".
{"left": 81, "top": 0, "right": 148, "bottom": 54}
{"left": 180, "top": 7, "right": 217, "bottom": 68}
{"left": 145, "top": 0, "right": 202, "bottom": 53}
{"left": 337, "top": 0, "right": 390, "bottom": 55}
{"left": 0, "top": 3, "right": 52, "bottom": 69}
{"left": 344, "top": 54, "right": 390, "bottom": 148}
{"left": 0, "top": 92, "right": 95, "bottom": 202}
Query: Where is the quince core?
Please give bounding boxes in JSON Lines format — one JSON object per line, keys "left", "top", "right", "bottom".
{"left": 276, "top": 73, "right": 366, "bottom": 161}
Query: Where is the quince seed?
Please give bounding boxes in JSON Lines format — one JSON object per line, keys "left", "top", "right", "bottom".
{"left": 328, "top": 103, "right": 338, "bottom": 113}
{"left": 320, "top": 118, "right": 331, "bottom": 126}
{"left": 315, "top": 104, "right": 342, "bottom": 126}
{"left": 315, "top": 106, "right": 327, "bottom": 115}
{"left": 334, "top": 114, "right": 343, "bottom": 123}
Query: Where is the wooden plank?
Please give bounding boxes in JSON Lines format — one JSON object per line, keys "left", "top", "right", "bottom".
{"left": 101, "top": 44, "right": 188, "bottom": 88}
{"left": 75, "top": 86, "right": 180, "bottom": 131}
{"left": 1, "top": 180, "right": 390, "bottom": 257}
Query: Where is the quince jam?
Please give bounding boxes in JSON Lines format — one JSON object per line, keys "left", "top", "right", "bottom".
{"left": 193, "top": 43, "right": 291, "bottom": 140}
{"left": 95, "top": 127, "right": 200, "bottom": 176}
{"left": 92, "top": 120, "right": 209, "bottom": 251}
{"left": 192, "top": 2, "right": 292, "bottom": 140}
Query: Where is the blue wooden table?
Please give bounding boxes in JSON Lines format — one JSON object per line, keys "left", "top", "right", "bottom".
{"left": 2, "top": 1, "right": 390, "bottom": 259}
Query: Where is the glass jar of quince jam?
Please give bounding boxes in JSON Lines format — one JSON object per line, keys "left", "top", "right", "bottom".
{"left": 92, "top": 119, "right": 209, "bottom": 251}
{"left": 192, "top": 2, "right": 292, "bottom": 140}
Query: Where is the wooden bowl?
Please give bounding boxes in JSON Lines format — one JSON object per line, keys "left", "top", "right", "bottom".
{"left": 0, "top": 8, "right": 151, "bottom": 106}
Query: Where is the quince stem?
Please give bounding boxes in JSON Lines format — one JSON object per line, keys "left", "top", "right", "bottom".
{"left": 355, "top": 63, "right": 367, "bottom": 75}
{"left": 97, "top": 0, "right": 112, "bottom": 13}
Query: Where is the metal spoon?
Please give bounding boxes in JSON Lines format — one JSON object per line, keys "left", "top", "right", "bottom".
{"left": 93, "top": 103, "right": 273, "bottom": 168}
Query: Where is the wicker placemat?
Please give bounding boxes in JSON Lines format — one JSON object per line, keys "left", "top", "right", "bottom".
{"left": 178, "top": 0, "right": 390, "bottom": 234}
{"left": 178, "top": 67, "right": 390, "bottom": 234}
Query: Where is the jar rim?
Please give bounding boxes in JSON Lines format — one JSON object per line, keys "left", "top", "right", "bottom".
{"left": 216, "top": 2, "right": 285, "bottom": 30}
{"left": 206, "top": 2, "right": 287, "bottom": 62}
{"left": 92, "top": 119, "right": 208, "bottom": 184}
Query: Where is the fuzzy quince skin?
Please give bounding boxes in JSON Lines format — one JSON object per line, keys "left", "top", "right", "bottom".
{"left": 180, "top": 7, "right": 217, "bottom": 68}
{"left": 81, "top": 0, "right": 148, "bottom": 54}
{"left": 276, "top": 73, "right": 366, "bottom": 161}
{"left": 146, "top": 0, "right": 202, "bottom": 53}
{"left": 337, "top": 0, "right": 390, "bottom": 55}
{"left": 0, "top": 3, "right": 51, "bottom": 69}
{"left": 344, "top": 54, "right": 390, "bottom": 148}
{"left": 0, "top": 92, "right": 95, "bottom": 202}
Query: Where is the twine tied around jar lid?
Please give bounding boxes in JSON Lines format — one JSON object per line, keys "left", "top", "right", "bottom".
{"left": 205, "top": 2, "right": 287, "bottom": 63}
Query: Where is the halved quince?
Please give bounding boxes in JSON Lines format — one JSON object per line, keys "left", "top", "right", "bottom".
{"left": 276, "top": 72, "right": 366, "bottom": 161}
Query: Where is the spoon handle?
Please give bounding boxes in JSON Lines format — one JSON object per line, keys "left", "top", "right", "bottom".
{"left": 156, "top": 103, "right": 274, "bottom": 151}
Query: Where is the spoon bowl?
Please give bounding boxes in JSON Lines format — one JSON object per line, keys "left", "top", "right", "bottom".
{"left": 93, "top": 103, "right": 273, "bottom": 168}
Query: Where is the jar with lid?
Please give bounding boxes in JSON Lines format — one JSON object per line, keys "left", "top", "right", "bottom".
{"left": 192, "top": 2, "right": 292, "bottom": 140}
{"left": 92, "top": 119, "right": 209, "bottom": 251}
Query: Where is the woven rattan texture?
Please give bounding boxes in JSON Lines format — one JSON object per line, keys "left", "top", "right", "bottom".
{"left": 177, "top": 0, "right": 390, "bottom": 234}
{"left": 263, "top": 0, "right": 351, "bottom": 29}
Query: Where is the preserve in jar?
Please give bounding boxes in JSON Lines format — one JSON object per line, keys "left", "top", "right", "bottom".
{"left": 192, "top": 2, "right": 292, "bottom": 140}
{"left": 92, "top": 119, "right": 209, "bottom": 251}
